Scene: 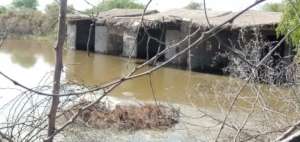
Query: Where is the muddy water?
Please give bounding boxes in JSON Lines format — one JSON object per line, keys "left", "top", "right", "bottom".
{"left": 0, "top": 40, "right": 292, "bottom": 106}
{"left": 0, "top": 40, "right": 295, "bottom": 141}
{"left": 0, "top": 40, "right": 232, "bottom": 105}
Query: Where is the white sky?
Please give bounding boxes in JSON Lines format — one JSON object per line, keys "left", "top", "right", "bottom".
{"left": 0, "top": 0, "right": 283, "bottom": 12}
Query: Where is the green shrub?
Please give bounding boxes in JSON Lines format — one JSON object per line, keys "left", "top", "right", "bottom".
{"left": 184, "top": 2, "right": 203, "bottom": 10}
{"left": 262, "top": 2, "right": 284, "bottom": 12}
{"left": 0, "top": 2, "right": 74, "bottom": 38}
{"left": 0, "top": 9, "right": 49, "bottom": 36}
{"left": 86, "top": 0, "right": 144, "bottom": 14}
{"left": 0, "top": 6, "right": 7, "bottom": 14}
{"left": 276, "top": 0, "right": 300, "bottom": 46}
{"left": 12, "top": 0, "right": 38, "bottom": 10}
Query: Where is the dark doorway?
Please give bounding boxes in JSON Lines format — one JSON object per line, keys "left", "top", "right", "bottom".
{"left": 137, "top": 28, "right": 166, "bottom": 61}
{"left": 264, "top": 35, "right": 286, "bottom": 59}
{"left": 76, "top": 20, "right": 95, "bottom": 52}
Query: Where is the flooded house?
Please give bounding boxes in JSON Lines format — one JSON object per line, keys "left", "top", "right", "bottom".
{"left": 67, "top": 9, "right": 293, "bottom": 75}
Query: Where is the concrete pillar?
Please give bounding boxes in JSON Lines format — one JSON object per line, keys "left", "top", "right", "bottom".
{"left": 122, "top": 31, "right": 137, "bottom": 57}
{"left": 94, "top": 26, "right": 108, "bottom": 53}
{"left": 165, "top": 30, "right": 188, "bottom": 66}
{"left": 67, "top": 23, "right": 76, "bottom": 50}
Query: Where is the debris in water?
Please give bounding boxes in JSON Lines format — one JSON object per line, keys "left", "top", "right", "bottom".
{"left": 63, "top": 100, "right": 180, "bottom": 130}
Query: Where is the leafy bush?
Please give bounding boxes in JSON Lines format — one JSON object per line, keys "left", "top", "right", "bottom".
{"left": 86, "top": 0, "right": 144, "bottom": 14}
{"left": 184, "top": 2, "right": 203, "bottom": 10}
{"left": 0, "top": 6, "right": 7, "bottom": 14}
{"left": 44, "top": 2, "right": 75, "bottom": 36}
{"left": 262, "top": 2, "right": 284, "bottom": 12}
{"left": 0, "top": 9, "right": 49, "bottom": 36}
{"left": 12, "top": 0, "right": 38, "bottom": 10}
{"left": 0, "top": 2, "right": 75, "bottom": 37}
{"left": 276, "top": 0, "right": 300, "bottom": 46}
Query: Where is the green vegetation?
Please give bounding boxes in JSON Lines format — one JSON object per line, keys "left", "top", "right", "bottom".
{"left": 0, "top": 0, "right": 142, "bottom": 38}
{"left": 45, "top": 2, "right": 75, "bottom": 20}
{"left": 86, "top": 0, "right": 144, "bottom": 13}
{"left": 44, "top": 2, "right": 75, "bottom": 36}
{"left": 0, "top": 9, "right": 48, "bottom": 36}
{"left": 0, "top": 2, "right": 74, "bottom": 39}
{"left": 0, "top": 6, "right": 7, "bottom": 14}
{"left": 184, "top": 2, "right": 203, "bottom": 10}
{"left": 12, "top": 0, "right": 38, "bottom": 10}
{"left": 276, "top": 0, "right": 300, "bottom": 46}
{"left": 262, "top": 2, "right": 284, "bottom": 12}
{"left": 0, "top": 0, "right": 44, "bottom": 37}
{"left": 262, "top": 1, "right": 300, "bottom": 47}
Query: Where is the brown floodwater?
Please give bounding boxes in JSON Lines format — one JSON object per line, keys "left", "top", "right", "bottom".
{"left": 0, "top": 39, "right": 297, "bottom": 141}
{"left": 0, "top": 40, "right": 295, "bottom": 109}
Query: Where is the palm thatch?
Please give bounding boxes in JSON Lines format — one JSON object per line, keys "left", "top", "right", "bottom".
{"left": 97, "top": 9, "right": 158, "bottom": 18}
{"left": 67, "top": 8, "right": 282, "bottom": 31}
{"left": 146, "top": 9, "right": 281, "bottom": 28}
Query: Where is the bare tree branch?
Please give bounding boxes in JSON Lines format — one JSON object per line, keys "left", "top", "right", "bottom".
{"left": 46, "top": 0, "right": 67, "bottom": 141}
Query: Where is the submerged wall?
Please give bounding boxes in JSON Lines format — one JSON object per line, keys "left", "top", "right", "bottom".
{"left": 106, "top": 32, "right": 123, "bottom": 55}
{"left": 189, "top": 30, "right": 234, "bottom": 73}
{"left": 67, "top": 20, "right": 294, "bottom": 77}
{"left": 164, "top": 23, "right": 227, "bottom": 73}
{"left": 95, "top": 25, "right": 108, "bottom": 53}
{"left": 123, "top": 31, "right": 137, "bottom": 57}
{"left": 165, "top": 29, "right": 188, "bottom": 67}
{"left": 67, "top": 23, "right": 76, "bottom": 50}
{"left": 190, "top": 40, "right": 226, "bottom": 73}
{"left": 136, "top": 28, "right": 166, "bottom": 61}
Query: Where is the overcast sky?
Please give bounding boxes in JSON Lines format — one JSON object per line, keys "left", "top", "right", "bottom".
{"left": 0, "top": 0, "right": 283, "bottom": 12}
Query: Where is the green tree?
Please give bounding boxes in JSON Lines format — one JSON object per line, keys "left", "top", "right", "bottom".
{"left": 262, "top": 2, "right": 284, "bottom": 12}
{"left": 45, "top": 2, "right": 74, "bottom": 18}
{"left": 277, "top": 0, "right": 300, "bottom": 46}
{"left": 87, "top": 0, "right": 144, "bottom": 13}
{"left": 44, "top": 2, "right": 74, "bottom": 34}
{"left": 184, "top": 2, "right": 203, "bottom": 10}
{"left": 0, "top": 6, "right": 7, "bottom": 14}
{"left": 12, "top": 0, "right": 38, "bottom": 10}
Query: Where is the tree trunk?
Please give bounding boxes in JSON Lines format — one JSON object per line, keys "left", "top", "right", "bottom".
{"left": 46, "top": 0, "right": 67, "bottom": 142}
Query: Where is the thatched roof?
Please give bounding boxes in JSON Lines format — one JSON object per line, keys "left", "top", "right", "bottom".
{"left": 67, "top": 14, "right": 93, "bottom": 21}
{"left": 97, "top": 9, "right": 158, "bottom": 18}
{"left": 68, "top": 9, "right": 282, "bottom": 29}
{"left": 147, "top": 9, "right": 281, "bottom": 27}
{"left": 67, "top": 9, "right": 158, "bottom": 22}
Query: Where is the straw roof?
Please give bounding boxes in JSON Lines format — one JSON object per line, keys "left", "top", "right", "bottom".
{"left": 67, "top": 9, "right": 157, "bottom": 21}
{"left": 67, "top": 14, "right": 93, "bottom": 21}
{"left": 97, "top": 9, "right": 158, "bottom": 18}
{"left": 147, "top": 9, "right": 282, "bottom": 28}
{"left": 68, "top": 9, "right": 282, "bottom": 29}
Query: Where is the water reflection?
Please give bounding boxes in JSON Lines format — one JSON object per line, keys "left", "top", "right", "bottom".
{"left": 0, "top": 39, "right": 298, "bottom": 142}
{"left": 0, "top": 39, "right": 294, "bottom": 110}
{"left": 63, "top": 49, "right": 233, "bottom": 106}
{"left": 1, "top": 40, "right": 55, "bottom": 67}
{"left": 12, "top": 52, "right": 37, "bottom": 68}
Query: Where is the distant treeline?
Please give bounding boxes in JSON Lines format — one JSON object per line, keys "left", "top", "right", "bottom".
{"left": 0, "top": 0, "right": 145, "bottom": 38}
{"left": 0, "top": 10, "right": 55, "bottom": 37}
{"left": 0, "top": 1, "right": 73, "bottom": 38}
